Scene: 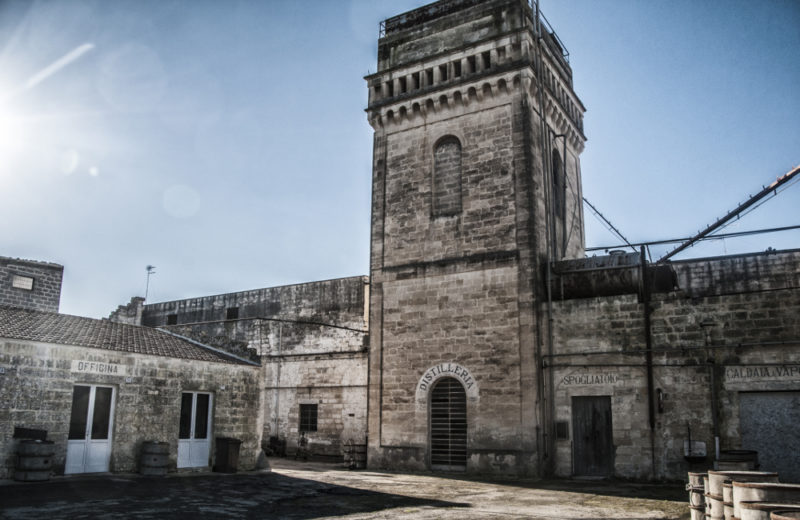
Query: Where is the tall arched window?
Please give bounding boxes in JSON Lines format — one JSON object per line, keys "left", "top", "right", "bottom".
{"left": 429, "top": 377, "right": 467, "bottom": 470}
{"left": 552, "top": 149, "right": 566, "bottom": 222}
{"left": 433, "top": 136, "right": 462, "bottom": 216}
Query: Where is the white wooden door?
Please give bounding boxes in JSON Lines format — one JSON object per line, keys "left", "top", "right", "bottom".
{"left": 65, "top": 385, "right": 115, "bottom": 474}
{"left": 177, "top": 392, "right": 213, "bottom": 468}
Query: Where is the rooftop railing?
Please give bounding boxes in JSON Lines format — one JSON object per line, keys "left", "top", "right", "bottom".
{"left": 378, "top": 0, "right": 570, "bottom": 64}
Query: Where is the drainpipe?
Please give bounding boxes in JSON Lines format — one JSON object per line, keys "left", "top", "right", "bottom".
{"left": 273, "top": 322, "right": 282, "bottom": 436}
{"left": 703, "top": 324, "right": 721, "bottom": 462}
{"left": 640, "top": 246, "right": 656, "bottom": 479}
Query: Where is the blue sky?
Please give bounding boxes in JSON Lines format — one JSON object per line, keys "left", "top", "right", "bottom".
{"left": 1, "top": 0, "right": 798, "bottom": 318}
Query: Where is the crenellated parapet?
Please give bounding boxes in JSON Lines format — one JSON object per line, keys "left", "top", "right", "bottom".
{"left": 365, "top": 0, "right": 585, "bottom": 152}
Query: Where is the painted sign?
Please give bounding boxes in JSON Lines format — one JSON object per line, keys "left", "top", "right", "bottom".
{"left": 561, "top": 372, "right": 622, "bottom": 386}
{"left": 71, "top": 360, "right": 127, "bottom": 376}
{"left": 418, "top": 362, "right": 475, "bottom": 392}
{"left": 725, "top": 365, "right": 800, "bottom": 381}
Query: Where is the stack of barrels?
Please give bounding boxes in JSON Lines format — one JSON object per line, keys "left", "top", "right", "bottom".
{"left": 687, "top": 468, "right": 800, "bottom": 520}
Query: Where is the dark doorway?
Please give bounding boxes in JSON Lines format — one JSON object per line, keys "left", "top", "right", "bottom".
{"left": 572, "top": 395, "right": 614, "bottom": 476}
{"left": 430, "top": 377, "right": 467, "bottom": 471}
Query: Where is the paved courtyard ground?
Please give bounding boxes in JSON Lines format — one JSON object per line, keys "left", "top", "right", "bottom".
{"left": 0, "top": 458, "right": 690, "bottom": 519}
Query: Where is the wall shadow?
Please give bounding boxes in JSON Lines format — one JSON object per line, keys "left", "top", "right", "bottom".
{"left": 0, "top": 472, "right": 470, "bottom": 520}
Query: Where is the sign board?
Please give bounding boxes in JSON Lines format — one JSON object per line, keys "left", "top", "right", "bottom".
{"left": 71, "top": 360, "right": 127, "bottom": 377}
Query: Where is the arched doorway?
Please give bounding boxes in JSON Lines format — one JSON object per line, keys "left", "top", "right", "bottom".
{"left": 430, "top": 377, "right": 467, "bottom": 470}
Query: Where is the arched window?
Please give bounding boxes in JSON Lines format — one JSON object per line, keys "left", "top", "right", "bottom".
{"left": 429, "top": 377, "right": 467, "bottom": 470}
{"left": 552, "top": 149, "right": 565, "bottom": 221}
{"left": 432, "top": 136, "right": 462, "bottom": 216}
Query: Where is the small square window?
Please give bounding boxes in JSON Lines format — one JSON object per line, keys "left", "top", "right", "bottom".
{"left": 555, "top": 421, "right": 569, "bottom": 440}
{"left": 166, "top": 314, "right": 178, "bottom": 325}
{"left": 411, "top": 71, "right": 420, "bottom": 90}
{"left": 453, "top": 60, "right": 461, "bottom": 77}
{"left": 438, "top": 64, "right": 448, "bottom": 82}
{"left": 226, "top": 307, "right": 239, "bottom": 320}
{"left": 299, "top": 404, "right": 318, "bottom": 432}
{"left": 425, "top": 68, "right": 434, "bottom": 86}
{"left": 12, "top": 275, "right": 34, "bottom": 291}
{"left": 467, "top": 55, "right": 477, "bottom": 74}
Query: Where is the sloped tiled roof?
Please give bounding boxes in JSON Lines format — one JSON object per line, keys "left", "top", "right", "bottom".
{"left": 0, "top": 305, "right": 255, "bottom": 365}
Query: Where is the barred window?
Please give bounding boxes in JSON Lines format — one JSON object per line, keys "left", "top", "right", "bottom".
{"left": 300, "top": 404, "right": 318, "bottom": 432}
{"left": 432, "top": 136, "right": 462, "bottom": 216}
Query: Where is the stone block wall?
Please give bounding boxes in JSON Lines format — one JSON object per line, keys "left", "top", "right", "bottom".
{"left": 142, "top": 276, "right": 368, "bottom": 330}
{"left": 0, "top": 340, "right": 261, "bottom": 479}
{"left": 0, "top": 257, "right": 63, "bottom": 313}
{"left": 136, "top": 277, "right": 371, "bottom": 460}
{"left": 548, "top": 250, "right": 800, "bottom": 481}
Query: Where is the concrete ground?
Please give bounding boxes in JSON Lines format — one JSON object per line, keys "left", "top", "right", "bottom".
{"left": 0, "top": 459, "right": 691, "bottom": 520}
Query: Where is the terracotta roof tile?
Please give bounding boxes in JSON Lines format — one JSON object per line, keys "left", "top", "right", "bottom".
{"left": 0, "top": 305, "right": 253, "bottom": 365}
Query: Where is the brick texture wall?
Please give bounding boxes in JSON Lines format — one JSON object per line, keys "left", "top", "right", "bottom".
{"left": 0, "top": 257, "right": 63, "bottom": 313}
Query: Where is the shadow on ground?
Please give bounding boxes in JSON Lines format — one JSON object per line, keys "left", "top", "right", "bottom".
{"left": 0, "top": 472, "right": 469, "bottom": 520}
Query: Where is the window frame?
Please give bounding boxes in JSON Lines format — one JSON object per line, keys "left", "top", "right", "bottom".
{"left": 299, "top": 403, "right": 318, "bottom": 433}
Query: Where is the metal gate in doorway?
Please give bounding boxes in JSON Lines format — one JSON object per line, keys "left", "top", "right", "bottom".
{"left": 430, "top": 377, "right": 467, "bottom": 471}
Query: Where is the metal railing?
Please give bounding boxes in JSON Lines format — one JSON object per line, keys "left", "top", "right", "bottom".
{"left": 377, "top": 0, "right": 572, "bottom": 65}
{"left": 528, "top": 0, "right": 570, "bottom": 63}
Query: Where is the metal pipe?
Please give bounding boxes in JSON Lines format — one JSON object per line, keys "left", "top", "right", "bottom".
{"left": 542, "top": 338, "right": 800, "bottom": 358}
{"left": 533, "top": 0, "right": 555, "bottom": 473}
{"left": 659, "top": 165, "right": 800, "bottom": 262}
{"left": 586, "top": 224, "right": 800, "bottom": 252}
{"left": 640, "top": 246, "right": 657, "bottom": 479}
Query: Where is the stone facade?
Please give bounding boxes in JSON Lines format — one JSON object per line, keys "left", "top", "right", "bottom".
{"left": 548, "top": 250, "right": 800, "bottom": 481}
{"left": 134, "top": 276, "right": 370, "bottom": 459}
{"left": 0, "top": 312, "right": 261, "bottom": 480}
{"left": 0, "top": 256, "right": 63, "bottom": 313}
{"left": 366, "top": 0, "right": 586, "bottom": 476}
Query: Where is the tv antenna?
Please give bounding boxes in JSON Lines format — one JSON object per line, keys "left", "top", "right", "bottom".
{"left": 145, "top": 265, "right": 156, "bottom": 302}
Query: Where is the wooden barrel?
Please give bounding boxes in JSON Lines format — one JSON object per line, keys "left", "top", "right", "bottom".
{"left": 724, "top": 482, "right": 734, "bottom": 520}
{"left": 706, "top": 491, "right": 725, "bottom": 520}
{"left": 718, "top": 450, "right": 759, "bottom": 471}
{"left": 739, "top": 503, "right": 800, "bottom": 520}
{"left": 771, "top": 511, "right": 800, "bottom": 520}
{"left": 689, "top": 504, "right": 705, "bottom": 520}
{"left": 734, "top": 483, "right": 800, "bottom": 519}
{"left": 689, "top": 472, "right": 708, "bottom": 509}
{"left": 709, "top": 471, "right": 779, "bottom": 497}
{"left": 139, "top": 441, "right": 169, "bottom": 476}
{"left": 15, "top": 440, "right": 55, "bottom": 481}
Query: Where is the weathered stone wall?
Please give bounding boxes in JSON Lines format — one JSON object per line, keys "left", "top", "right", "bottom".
{"left": 142, "top": 276, "right": 368, "bottom": 330}
{"left": 549, "top": 250, "right": 800, "bottom": 481}
{"left": 136, "top": 277, "right": 370, "bottom": 460}
{"left": 0, "top": 257, "right": 63, "bottom": 313}
{"left": 0, "top": 340, "right": 261, "bottom": 479}
{"left": 107, "top": 296, "right": 144, "bottom": 326}
{"left": 367, "top": 0, "right": 586, "bottom": 476}
{"left": 262, "top": 354, "right": 368, "bottom": 457}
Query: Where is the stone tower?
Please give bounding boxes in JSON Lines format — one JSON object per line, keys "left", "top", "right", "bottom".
{"left": 365, "top": 0, "right": 586, "bottom": 475}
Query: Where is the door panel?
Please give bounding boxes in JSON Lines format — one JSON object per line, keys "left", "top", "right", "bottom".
{"left": 177, "top": 392, "right": 213, "bottom": 468}
{"left": 572, "top": 396, "right": 614, "bottom": 477}
{"left": 65, "top": 385, "right": 115, "bottom": 474}
{"left": 740, "top": 391, "right": 800, "bottom": 483}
